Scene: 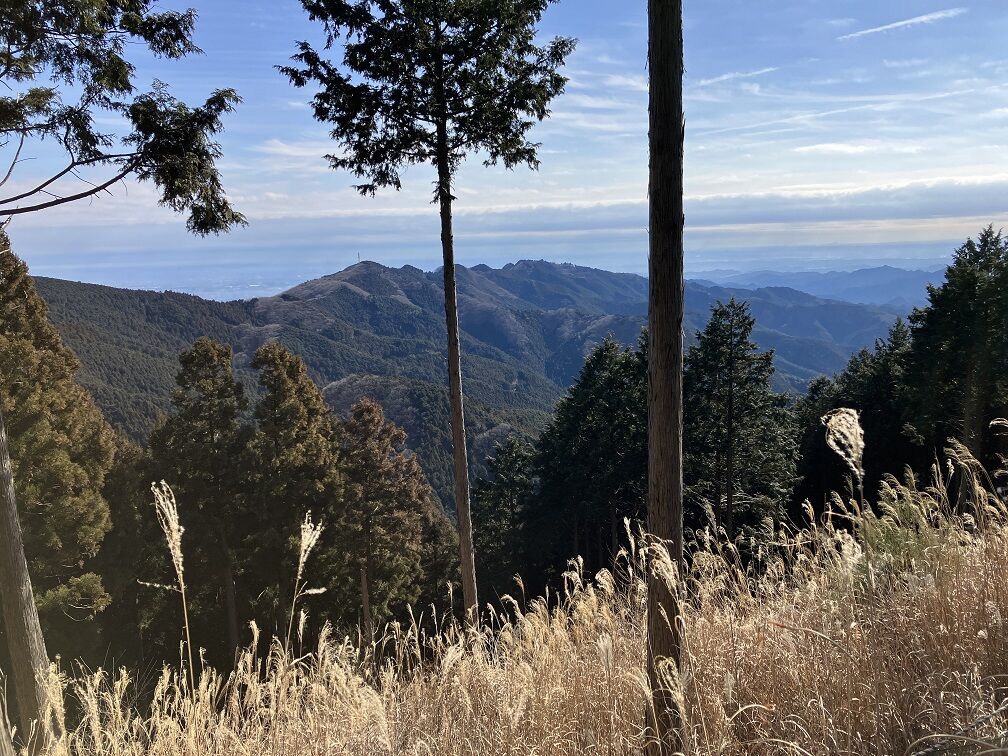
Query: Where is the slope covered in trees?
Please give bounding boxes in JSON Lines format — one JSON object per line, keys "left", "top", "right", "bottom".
{"left": 32, "top": 259, "right": 898, "bottom": 510}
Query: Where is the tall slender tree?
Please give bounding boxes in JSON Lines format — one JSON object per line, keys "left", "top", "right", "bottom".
{"left": 149, "top": 338, "right": 252, "bottom": 661}
{"left": 337, "top": 398, "right": 451, "bottom": 639}
{"left": 684, "top": 299, "right": 796, "bottom": 540}
{"left": 248, "top": 342, "right": 344, "bottom": 637}
{"left": 281, "top": 0, "right": 575, "bottom": 616}
{"left": 646, "top": 0, "right": 686, "bottom": 751}
{"left": 0, "top": 233, "right": 116, "bottom": 749}
{"left": 0, "top": 3, "right": 244, "bottom": 746}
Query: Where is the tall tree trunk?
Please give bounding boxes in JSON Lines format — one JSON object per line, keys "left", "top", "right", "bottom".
{"left": 360, "top": 521, "right": 374, "bottom": 642}
{"left": 725, "top": 334, "right": 737, "bottom": 540}
{"left": 217, "top": 525, "right": 240, "bottom": 659}
{"left": 961, "top": 352, "right": 985, "bottom": 458}
{"left": 436, "top": 117, "right": 479, "bottom": 618}
{"left": 0, "top": 684, "right": 14, "bottom": 756}
{"left": 0, "top": 407, "right": 61, "bottom": 753}
{"left": 645, "top": 0, "right": 686, "bottom": 752}
{"left": 610, "top": 499, "right": 619, "bottom": 561}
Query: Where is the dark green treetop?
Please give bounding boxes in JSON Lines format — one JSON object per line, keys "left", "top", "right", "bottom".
{"left": 684, "top": 299, "right": 797, "bottom": 540}
{"left": 0, "top": 0, "right": 244, "bottom": 233}
{"left": 905, "top": 225, "right": 1008, "bottom": 459}
{"left": 246, "top": 341, "right": 344, "bottom": 633}
{"left": 335, "top": 397, "right": 452, "bottom": 633}
{"left": 280, "top": 0, "right": 576, "bottom": 196}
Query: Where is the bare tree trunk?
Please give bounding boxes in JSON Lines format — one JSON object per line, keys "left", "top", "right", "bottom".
{"left": 436, "top": 117, "right": 478, "bottom": 618}
{"left": 725, "top": 328, "right": 737, "bottom": 540}
{"left": 360, "top": 521, "right": 374, "bottom": 641}
{"left": 217, "top": 526, "right": 240, "bottom": 659}
{"left": 0, "top": 407, "right": 61, "bottom": 753}
{"left": 646, "top": 0, "right": 686, "bottom": 752}
{"left": 610, "top": 499, "right": 619, "bottom": 561}
{"left": 0, "top": 684, "right": 14, "bottom": 756}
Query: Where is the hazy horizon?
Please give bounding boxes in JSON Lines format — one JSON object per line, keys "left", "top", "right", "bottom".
{"left": 7, "top": 1, "right": 1007, "bottom": 294}
{"left": 28, "top": 246, "right": 952, "bottom": 302}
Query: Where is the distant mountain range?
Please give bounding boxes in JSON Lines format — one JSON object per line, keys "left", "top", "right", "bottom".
{"left": 691, "top": 265, "right": 942, "bottom": 308}
{"left": 35, "top": 259, "right": 905, "bottom": 510}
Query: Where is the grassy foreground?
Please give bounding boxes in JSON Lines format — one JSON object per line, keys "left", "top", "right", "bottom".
{"left": 36, "top": 451, "right": 1008, "bottom": 754}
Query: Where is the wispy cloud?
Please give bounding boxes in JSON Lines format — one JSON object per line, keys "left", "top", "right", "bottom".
{"left": 795, "top": 141, "right": 924, "bottom": 155}
{"left": 695, "top": 67, "right": 779, "bottom": 88}
{"left": 838, "top": 8, "right": 967, "bottom": 41}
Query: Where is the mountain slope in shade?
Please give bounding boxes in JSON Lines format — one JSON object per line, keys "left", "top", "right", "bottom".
{"left": 34, "top": 259, "right": 901, "bottom": 510}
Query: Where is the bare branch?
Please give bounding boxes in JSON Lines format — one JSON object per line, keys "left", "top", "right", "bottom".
{"left": 0, "top": 134, "right": 25, "bottom": 188}
{"left": 1, "top": 161, "right": 138, "bottom": 216}
{"left": 0, "top": 152, "right": 136, "bottom": 205}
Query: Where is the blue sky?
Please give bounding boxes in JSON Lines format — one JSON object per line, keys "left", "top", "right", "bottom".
{"left": 8, "top": 1, "right": 1008, "bottom": 298}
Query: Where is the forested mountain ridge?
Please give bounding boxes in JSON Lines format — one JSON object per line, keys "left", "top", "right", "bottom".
{"left": 34, "top": 259, "right": 899, "bottom": 509}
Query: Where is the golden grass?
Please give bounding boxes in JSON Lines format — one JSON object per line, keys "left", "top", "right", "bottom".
{"left": 33, "top": 459, "right": 1008, "bottom": 755}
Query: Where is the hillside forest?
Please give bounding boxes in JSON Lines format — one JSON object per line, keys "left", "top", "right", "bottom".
{"left": 2, "top": 0, "right": 1008, "bottom": 753}
{"left": 2, "top": 225, "right": 1008, "bottom": 674}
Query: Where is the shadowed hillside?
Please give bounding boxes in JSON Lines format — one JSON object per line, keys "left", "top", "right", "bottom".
{"left": 34, "top": 260, "right": 899, "bottom": 510}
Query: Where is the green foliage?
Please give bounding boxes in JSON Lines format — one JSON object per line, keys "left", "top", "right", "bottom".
{"left": 147, "top": 337, "right": 253, "bottom": 661}
{"left": 684, "top": 299, "right": 797, "bottom": 539}
{"left": 905, "top": 225, "right": 1008, "bottom": 459}
{"left": 281, "top": 0, "right": 576, "bottom": 196}
{"left": 476, "top": 313, "right": 797, "bottom": 598}
{"left": 0, "top": 233, "right": 116, "bottom": 658}
{"left": 472, "top": 435, "right": 534, "bottom": 598}
{"left": 333, "top": 398, "right": 454, "bottom": 632}
{"left": 526, "top": 336, "right": 646, "bottom": 585}
{"left": 0, "top": 0, "right": 243, "bottom": 232}
{"left": 790, "top": 226, "right": 1008, "bottom": 519}
{"left": 245, "top": 341, "right": 344, "bottom": 635}
{"left": 793, "top": 319, "right": 914, "bottom": 512}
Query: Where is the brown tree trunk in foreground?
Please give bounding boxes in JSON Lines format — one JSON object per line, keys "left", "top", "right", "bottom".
{"left": 646, "top": 0, "right": 686, "bottom": 752}
{"left": 218, "top": 526, "right": 240, "bottom": 658}
{"left": 437, "top": 118, "right": 479, "bottom": 619}
{"left": 360, "top": 522, "right": 374, "bottom": 641}
{"left": 0, "top": 686, "right": 14, "bottom": 756}
{"left": 0, "top": 407, "right": 61, "bottom": 753}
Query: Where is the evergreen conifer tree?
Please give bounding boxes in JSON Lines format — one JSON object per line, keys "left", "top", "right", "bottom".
{"left": 281, "top": 0, "right": 576, "bottom": 615}
{"left": 148, "top": 338, "right": 251, "bottom": 661}
{"left": 529, "top": 338, "right": 646, "bottom": 584}
{"left": 337, "top": 398, "right": 452, "bottom": 638}
{"left": 471, "top": 436, "right": 535, "bottom": 599}
{"left": 247, "top": 341, "right": 343, "bottom": 635}
{"left": 906, "top": 226, "right": 1008, "bottom": 460}
{"left": 684, "top": 299, "right": 796, "bottom": 540}
{"left": 0, "top": 235, "right": 115, "bottom": 741}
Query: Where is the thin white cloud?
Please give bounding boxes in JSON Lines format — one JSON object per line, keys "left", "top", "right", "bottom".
{"left": 695, "top": 67, "right": 779, "bottom": 88}
{"left": 838, "top": 9, "right": 967, "bottom": 41}
{"left": 795, "top": 142, "right": 924, "bottom": 156}
{"left": 796, "top": 143, "right": 871, "bottom": 155}
{"left": 603, "top": 73, "right": 648, "bottom": 93}
{"left": 883, "top": 58, "right": 928, "bottom": 69}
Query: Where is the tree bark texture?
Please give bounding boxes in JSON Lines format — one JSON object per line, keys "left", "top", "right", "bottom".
{"left": 0, "top": 406, "right": 61, "bottom": 753}
{"left": 646, "top": 0, "right": 686, "bottom": 752}
{"left": 437, "top": 118, "right": 479, "bottom": 618}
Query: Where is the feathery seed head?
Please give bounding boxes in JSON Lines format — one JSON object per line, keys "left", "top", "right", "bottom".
{"left": 152, "top": 481, "right": 185, "bottom": 584}
{"left": 822, "top": 408, "right": 865, "bottom": 483}
{"left": 297, "top": 511, "right": 324, "bottom": 579}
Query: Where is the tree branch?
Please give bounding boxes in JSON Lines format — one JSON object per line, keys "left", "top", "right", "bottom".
{"left": 1, "top": 161, "right": 137, "bottom": 216}
{"left": 0, "top": 134, "right": 25, "bottom": 188}
{"left": 0, "top": 152, "right": 136, "bottom": 205}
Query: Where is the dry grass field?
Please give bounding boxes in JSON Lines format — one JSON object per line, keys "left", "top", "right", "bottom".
{"left": 29, "top": 446, "right": 1008, "bottom": 755}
